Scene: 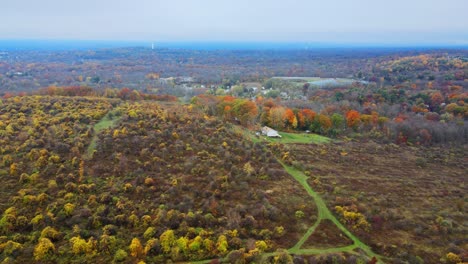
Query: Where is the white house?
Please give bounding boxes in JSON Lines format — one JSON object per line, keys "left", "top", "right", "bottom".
{"left": 261, "top": 126, "right": 282, "bottom": 138}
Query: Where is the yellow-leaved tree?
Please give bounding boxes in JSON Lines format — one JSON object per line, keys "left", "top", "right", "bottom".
{"left": 34, "top": 238, "right": 55, "bottom": 261}
{"left": 129, "top": 238, "right": 144, "bottom": 258}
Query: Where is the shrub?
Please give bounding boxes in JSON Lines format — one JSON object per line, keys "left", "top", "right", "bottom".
{"left": 63, "top": 203, "right": 76, "bottom": 216}
{"left": 144, "top": 238, "right": 160, "bottom": 255}
{"left": 143, "top": 227, "right": 156, "bottom": 240}
{"left": 30, "top": 214, "right": 44, "bottom": 229}
{"left": 274, "top": 226, "right": 285, "bottom": 238}
{"left": 144, "top": 178, "right": 155, "bottom": 186}
{"left": 114, "top": 249, "right": 128, "bottom": 262}
{"left": 40, "top": 226, "right": 61, "bottom": 241}
{"left": 129, "top": 238, "right": 144, "bottom": 258}
{"left": 0, "top": 240, "right": 23, "bottom": 256}
{"left": 33, "top": 238, "right": 55, "bottom": 261}
{"left": 99, "top": 234, "right": 117, "bottom": 253}
{"left": 141, "top": 215, "right": 152, "bottom": 226}
{"left": 15, "top": 216, "right": 28, "bottom": 229}
{"left": 274, "top": 249, "right": 293, "bottom": 264}
{"left": 128, "top": 214, "right": 139, "bottom": 227}
{"left": 0, "top": 208, "right": 16, "bottom": 233}
{"left": 295, "top": 210, "right": 305, "bottom": 219}
{"left": 160, "top": 230, "right": 175, "bottom": 253}
{"left": 189, "top": 236, "right": 202, "bottom": 252}
{"left": 255, "top": 240, "right": 268, "bottom": 252}
{"left": 102, "top": 224, "right": 117, "bottom": 235}
{"left": 70, "top": 236, "right": 96, "bottom": 255}
{"left": 446, "top": 252, "right": 462, "bottom": 264}
{"left": 216, "top": 235, "right": 228, "bottom": 254}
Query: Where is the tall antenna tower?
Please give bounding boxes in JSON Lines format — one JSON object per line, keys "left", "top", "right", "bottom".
{"left": 152, "top": 42, "right": 154, "bottom": 50}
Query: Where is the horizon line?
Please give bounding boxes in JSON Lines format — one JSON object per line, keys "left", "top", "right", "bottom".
{"left": 0, "top": 38, "right": 467, "bottom": 50}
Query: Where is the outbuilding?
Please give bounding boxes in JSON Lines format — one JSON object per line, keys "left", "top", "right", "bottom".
{"left": 261, "top": 126, "right": 282, "bottom": 138}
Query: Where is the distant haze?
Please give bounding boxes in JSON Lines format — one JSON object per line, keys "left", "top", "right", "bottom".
{"left": 1, "top": 0, "right": 467, "bottom": 45}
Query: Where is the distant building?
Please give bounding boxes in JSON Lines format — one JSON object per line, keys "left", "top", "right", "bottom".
{"left": 175, "top": 76, "right": 194, "bottom": 84}
{"left": 261, "top": 126, "right": 281, "bottom": 138}
{"left": 280, "top": 92, "right": 289, "bottom": 100}
{"left": 160, "top": 77, "right": 175, "bottom": 84}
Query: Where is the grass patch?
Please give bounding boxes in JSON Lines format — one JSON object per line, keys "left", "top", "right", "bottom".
{"left": 86, "top": 111, "right": 121, "bottom": 158}
{"left": 267, "top": 132, "right": 331, "bottom": 144}
{"left": 93, "top": 115, "right": 119, "bottom": 132}
{"left": 231, "top": 126, "right": 330, "bottom": 145}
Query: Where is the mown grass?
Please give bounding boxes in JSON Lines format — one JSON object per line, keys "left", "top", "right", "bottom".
{"left": 267, "top": 132, "right": 331, "bottom": 144}
{"left": 86, "top": 111, "right": 121, "bottom": 158}
{"left": 93, "top": 115, "right": 119, "bottom": 132}
{"left": 233, "top": 126, "right": 331, "bottom": 145}
{"left": 280, "top": 162, "right": 383, "bottom": 262}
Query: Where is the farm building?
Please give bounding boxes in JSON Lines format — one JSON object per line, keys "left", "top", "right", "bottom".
{"left": 261, "top": 126, "right": 282, "bottom": 138}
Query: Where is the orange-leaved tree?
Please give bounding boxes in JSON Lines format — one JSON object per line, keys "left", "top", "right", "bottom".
{"left": 346, "top": 110, "right": 361, "bottom": 130}
{"left": 283, "top": 108, "right": 297, "bottom": 129}
{"left": 300, "top": 109, "right": 316, "bottom": 129}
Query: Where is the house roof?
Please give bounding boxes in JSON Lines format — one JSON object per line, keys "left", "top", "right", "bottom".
{"left": 262, "top": 126, "right": 276, "bottom": 132}
{"left": 261, "top": 126, "right": 281, "bottom": 137}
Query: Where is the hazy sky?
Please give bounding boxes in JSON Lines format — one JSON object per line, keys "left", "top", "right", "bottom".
{"left": 1, "top": 0, "right": 467, "bottom": 44}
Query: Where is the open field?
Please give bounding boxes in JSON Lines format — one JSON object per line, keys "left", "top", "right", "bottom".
{"left": 273, "top": 76, "right": 368, "bottom": 88}
{"left": 267, "top": 131, "right": 331, "bottom": 144}
{"left": 285, "top": 141, "right": 467, "bottom": 263}
{"left": 232, "top": 127, "right": 331, "bottom": 144}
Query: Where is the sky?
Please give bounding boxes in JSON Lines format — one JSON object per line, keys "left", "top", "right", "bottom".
{"left": 1, "top": 0, "right": 468, "bottom": 45}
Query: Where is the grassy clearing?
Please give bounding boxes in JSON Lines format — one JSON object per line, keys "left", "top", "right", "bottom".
{"left": 233, "top": 125, "right": 331, "bottom": 144}
{"left": 267, "top": 132, "right": 331, "bottom": 144}
{"left": 93, "top": 115, "right": 119, "bottom": 132}
{"left": 86, "top": 111, "right": 121, "bottom": 158}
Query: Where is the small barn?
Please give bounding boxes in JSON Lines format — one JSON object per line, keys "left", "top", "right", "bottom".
{"left": 261, "top": 126, "right": 282, "bottom": 138}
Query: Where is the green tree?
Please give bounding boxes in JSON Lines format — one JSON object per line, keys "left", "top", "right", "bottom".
{"left": 330, "top": 113, "right": 345, "bottom": 136}
{"left": 160, "top": 229, "right": 176, "bottom": 253}
{"left": 232, "top": 99, "right": 258, "bottom": 126}
{"left": 231, "top": 85, "right": 244, "bottom": 96}
{"left": 113, "top": 249, "right": 128, "bottom": 262}
{"left": 216, "top": 235, "right": 228, "bottom": 254}
{"left": 143, "top": 227, "right": 156, "bottom": 240}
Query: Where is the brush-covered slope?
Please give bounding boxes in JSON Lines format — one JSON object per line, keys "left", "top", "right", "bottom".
{"left": 0, "top": 96, "right": 316, "bottom": 263}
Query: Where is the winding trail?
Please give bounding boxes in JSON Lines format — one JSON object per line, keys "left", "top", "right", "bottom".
{"left": 189, "top": 131, "right": 385, "bottom": 263}
{"left": 281, "top": 163, "right": 383, "bottom": 262}
{"left": 189, "top": 153, "right": 384, "bottom": 264}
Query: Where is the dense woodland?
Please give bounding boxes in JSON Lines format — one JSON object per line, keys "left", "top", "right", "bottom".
{"left": 0, "top": 46, "right": 466, "bottom": 263}
{"left": 0, "top": 96, "right": 321, "bottom": 263}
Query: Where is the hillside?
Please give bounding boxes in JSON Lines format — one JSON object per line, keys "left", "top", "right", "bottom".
{"left": 284, "top": 141, "right": 466, "bottom": 263}
{"left": 0, "top": 94, "right": 466, "bottom": 263}
{"left": 0, "top": 96, "right": 319, "bottom": 263}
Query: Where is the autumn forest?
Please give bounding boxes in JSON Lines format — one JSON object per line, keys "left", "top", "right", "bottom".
{"left": 0, "top": 46, "right": 466, "bottom": 264}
